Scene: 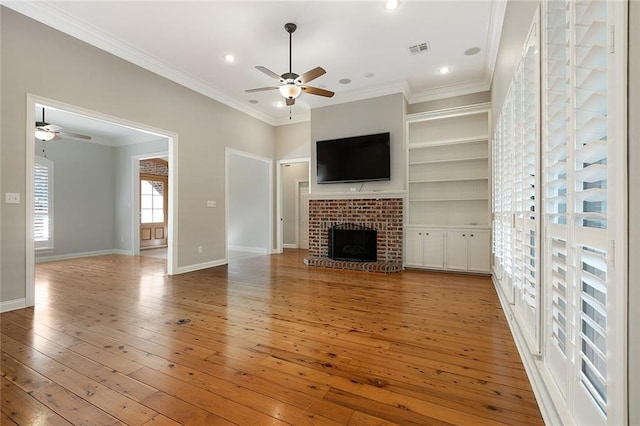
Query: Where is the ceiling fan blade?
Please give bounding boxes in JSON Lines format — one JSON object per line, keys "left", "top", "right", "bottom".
{"left": 255, "top": 66, "right": 284, "bottom": 82}
{"left": 286, "top": 98, "right": 295, "bottom": 106}
{"left": 297, "top": 67, "right": 326, "bottom": 84}
{"left": 301, "top": 86, "right": 335, "bottom": 98}
{"left": 59, "top": 131, "right": 92, "bottom": 140}
{"left": 245, "top": 86, "right": 280, "bottom": 93}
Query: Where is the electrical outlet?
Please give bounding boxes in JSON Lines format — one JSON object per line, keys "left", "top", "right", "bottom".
{"left": 198, "top": 246, "right": 203, "bottom": 253}
{"left": 5, "top": 193, "right": 20, "bottom": 204}
{"left": 206, "top": 200, "right": 216, "bottom": 208}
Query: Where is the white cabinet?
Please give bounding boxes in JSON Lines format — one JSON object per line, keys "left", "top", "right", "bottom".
{"left": 446, "top": 230, "right": 490, "bottom": 273}
{"left": 405, "top": 228, "right": 444, "bottom": 269}
{"left": 405, "top": 227, "right": 489, "bottom": 273}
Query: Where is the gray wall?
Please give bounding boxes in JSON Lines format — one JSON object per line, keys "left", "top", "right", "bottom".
{"left": 310, "top": 93, "right": 405, "bottom": 193}
{"left": 275, "top": 122, "right": 311, "bottom": 160}
{"left": 228, "top": 152, "right": 270, "bottom": 252}
{"left": 281, "top": 162, "right": 309, "bottom": 246}
{"left": 628, "top": 0, "right": 639, "bottom": 422}
{"left": 34, "top": 139, "right": 116, "bottom": 257}
{"left": 1, "top": 8, "right": 275, "bottom": 303}
{"left": 115, "top": 138, "right": 169, "bottom": 253}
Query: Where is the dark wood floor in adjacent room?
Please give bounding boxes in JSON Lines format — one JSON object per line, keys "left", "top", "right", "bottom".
{"left": 1, "top": 249, "right": 543, "bottom": 425}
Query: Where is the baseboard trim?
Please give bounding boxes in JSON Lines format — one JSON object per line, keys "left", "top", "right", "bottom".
{"left": 174, "top": 258, "right": 227, "bottom": 274}
{"left": 282, "top": 243, "right": 298, "bottom": 249}
{"left": 35, "top": 249, "right": 131, "bottom": 263}
{"left": 491, "top": 275, "right": 569, "bottom": 426}
{"left": 228, "top": 245, "right": 268, "bottom": 254}
{"left": 0, "top": 298, "right": 27, "bottom": 313}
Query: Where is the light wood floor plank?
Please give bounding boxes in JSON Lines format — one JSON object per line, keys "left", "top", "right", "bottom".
{"left": 1, "top": 249, "right": 543, "bottom": 425}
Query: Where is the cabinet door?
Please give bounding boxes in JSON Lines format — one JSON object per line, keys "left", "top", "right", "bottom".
{"left": 405, "top": 228, "right": 424, "bottom": 266}
{"left": 446, "top": 231, "right": 468, "bottom": 270}
{"left": 422, "top": 229, "right": 444, "bottom": 269}
{"left": 466, "top": 231, "right": 490, "bottom": 272}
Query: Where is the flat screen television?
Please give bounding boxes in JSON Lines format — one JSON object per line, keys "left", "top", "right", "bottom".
{"left": 316, "top": 132, "right": 390, "bottom": 184}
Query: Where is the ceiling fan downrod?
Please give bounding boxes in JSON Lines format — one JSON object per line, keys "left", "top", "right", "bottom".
{"left": 284, "top": 23, "right": 297, "bottom": 75}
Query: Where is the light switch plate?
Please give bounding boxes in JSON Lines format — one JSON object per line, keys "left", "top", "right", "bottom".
{"left": 5, "top": 193, "right": 20, "bottom": 204}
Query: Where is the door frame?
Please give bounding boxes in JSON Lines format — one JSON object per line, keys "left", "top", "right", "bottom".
{"left": 276, "top": 157, "right": 310, "bottom": 254}
{"left": 25, "top": 94, "right": 179, "bottom": 307}
{"left": 225, "top": 148, "right": 274, "bottom": 259}
{"left": 133, "top": 153, "right": 169, "bottom": 255}
{"left": 295, "top": 179, "right": 309, "bottom": 249}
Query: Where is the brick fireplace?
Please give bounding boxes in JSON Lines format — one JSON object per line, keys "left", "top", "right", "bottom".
{"left": 304, "top": 196, "right": 404, "bottom": 272}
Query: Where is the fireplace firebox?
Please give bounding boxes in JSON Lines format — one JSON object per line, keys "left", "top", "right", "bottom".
{"left": 328, "top": 223, "right": 377, "bottom": 262}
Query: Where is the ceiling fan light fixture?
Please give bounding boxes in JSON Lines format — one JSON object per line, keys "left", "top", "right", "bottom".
{"left": 35, "top": 129, "right": 55, "bottom": 141}
{"left": 279, "top": 83, "right": 302, "bottom": 99}
{"left": 384, "top": 0, "right": 400, "bottom": 10}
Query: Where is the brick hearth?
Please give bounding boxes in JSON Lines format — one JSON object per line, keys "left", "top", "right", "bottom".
{"left": 304, "top": 197, "right": 403, "bottom": 273}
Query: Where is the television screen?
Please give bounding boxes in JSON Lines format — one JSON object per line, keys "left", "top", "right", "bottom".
{"left": 316, "top": 132, "right": 390, "bottom": 184}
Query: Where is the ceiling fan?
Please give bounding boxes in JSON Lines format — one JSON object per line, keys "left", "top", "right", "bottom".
{"left": 35, "top": 107, "right": 92, "bottom": 141}
{"left": 245, "top": 23, "right": 334, "bottom": 106}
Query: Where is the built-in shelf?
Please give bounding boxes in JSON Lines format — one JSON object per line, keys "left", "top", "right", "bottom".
{"left": 407, "top": 104, "right": 491, "bottom": 228}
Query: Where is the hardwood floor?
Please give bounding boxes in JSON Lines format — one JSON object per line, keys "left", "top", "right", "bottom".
{"left": 1, "top": 250, "right": 542, "bottom": 425}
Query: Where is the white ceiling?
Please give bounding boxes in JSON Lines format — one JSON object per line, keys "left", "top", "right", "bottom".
{"left": 12, "top": 1, "right": 505, "bottom": 133}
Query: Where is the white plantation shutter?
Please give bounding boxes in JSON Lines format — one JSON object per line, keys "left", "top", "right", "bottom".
{"left": 541, "top": 0, "right": 625, "bottom": 423}
{"left": 34, "top": 156, "right": 53, "bottom": 249}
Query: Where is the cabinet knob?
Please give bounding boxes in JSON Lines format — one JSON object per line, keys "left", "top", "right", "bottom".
{"left": 462, "top": 234, "right": 466, "bottom": 237}
{"left": 426, "top": 232, "right": 429, "bottom": 236}
{"left": 418, "top": 232, "right": 422, "bottom": 235}
{"left": 470, "top": 234, "right": 474, "bottom": 237}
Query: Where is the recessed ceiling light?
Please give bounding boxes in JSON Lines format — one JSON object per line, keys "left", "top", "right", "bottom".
{"left": 384, "top": 0, "right": 400, "bottom": 10}
{"left": 223, "top": 54, "right": 237, "bottom": 63}
{"left": 339, "top": 78, "right": 351, "bottom": 85}
{"left": 364, "top": 72, "right": 375, "bottom": 78}
{"left": 464, "top": 47, "right": 481, "bottom": 56}
{"left": 439, "top": 66, "right": 452, "bottom": 75}
{"left": 248, "top": 99, "right": 259, "bottom": 104}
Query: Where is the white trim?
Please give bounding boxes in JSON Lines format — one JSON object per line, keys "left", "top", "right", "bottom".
{"left": 174, "top": 258, "right": 227, "bottom": 274}
{"left": 492, "top": 276, "right": 569, "bottom": 426}
{"left": 5, "top": 2, "right": 275, "bottom": 127}
{"left": 0, "top": 298, "right": 27, "bottom": 314}
{"left": 228, "top": 246, "right": 268, "bottom": 254}
{"left": 406, "top": 102, "right": 492, "bottom": 123}
{"left": 3, "top": 2, "right": 506, "bottom": 127}
{"left": 282, "top": 244, "right": 298, "bottom": 249}
{"left": 294, "top": 179, "right": 309, "bottom": 250}
{"left": 308, "top": 190, "right": 407, "bottom": 200}
{"left": 25, "top": 94, "right": 179, "bottom": 310}
{"left": 35, "top": 249, "right": 128, "bottom": 263}
{"left": 225, "top": 148, "right": 274, "bottom": 259}
{"left": 276, "top": 158, "right": 311, "bottom": 254}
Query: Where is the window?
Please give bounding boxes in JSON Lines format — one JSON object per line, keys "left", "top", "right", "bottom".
{"left": 34, "top": 156, "right": 53, "bottom": 250}
{"left": 140, "top": 179, "right": 165, "bottom": 224}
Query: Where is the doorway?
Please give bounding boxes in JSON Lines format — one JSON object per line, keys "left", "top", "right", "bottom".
{"left": 26, "top": 95, "right": 178, "bottom": 307}
{"left": 139, "top": 158, "right": 169, "bottom": 250}
{"left": 225, "top": 148, "right": 273, "bottom": 261}
{"left": 277, "top": 159, "right": 310, "bottom": 253}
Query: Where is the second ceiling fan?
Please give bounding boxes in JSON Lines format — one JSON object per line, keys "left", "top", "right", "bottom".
{"left": 245, "top": 23, "right": 334, "bottom": 106}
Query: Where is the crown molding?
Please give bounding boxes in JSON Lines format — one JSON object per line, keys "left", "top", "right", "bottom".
{"left": 6, "top": 1, "right": 506, "bottom": 127}
{"left": 407, "top": 79, "right": 491, "bottom": 104}
{"left": 4, "top": 2, "right": 278, "bottom": 126}
{"left": 484, "top": 0, "right": 508, "bottom": 89}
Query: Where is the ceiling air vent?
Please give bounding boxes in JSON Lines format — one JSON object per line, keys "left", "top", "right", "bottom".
{"left": 409, "top": 42, "right": 431, "bottom": 55}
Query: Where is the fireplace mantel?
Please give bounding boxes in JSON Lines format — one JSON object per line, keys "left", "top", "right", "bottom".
{"left": 308, "top": 190, "right": 407, "bottom": 200}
